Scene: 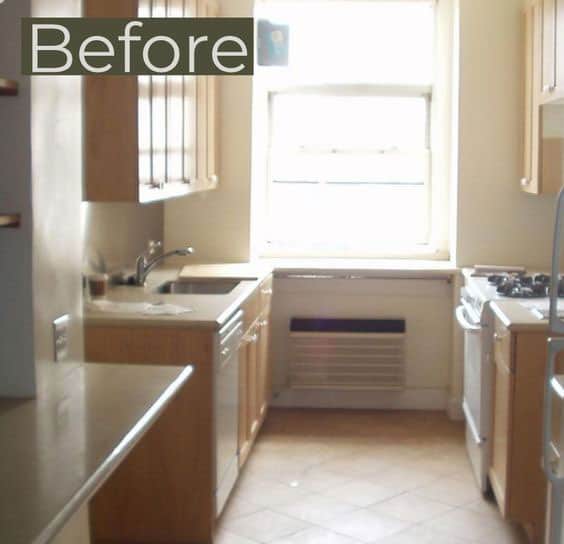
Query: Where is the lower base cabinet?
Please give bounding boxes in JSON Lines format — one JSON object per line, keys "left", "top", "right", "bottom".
{"left": 85, "top": 274, "right": 273, "bottom": 544}
{"left": 487, "top": 315, "right": 564, "bottom": 543}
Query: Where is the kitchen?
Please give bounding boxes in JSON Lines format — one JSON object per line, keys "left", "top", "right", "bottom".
{"left": 2, "top": 0, "right": 564, "bottom": 543}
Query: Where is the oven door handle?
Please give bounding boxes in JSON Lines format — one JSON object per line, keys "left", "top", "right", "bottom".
{"left": 455, "top": 305, "right": 481, "bottom": 333}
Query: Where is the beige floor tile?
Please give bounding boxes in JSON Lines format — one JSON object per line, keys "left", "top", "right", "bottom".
{"left": 422, "top": 507, "right": 507, "bottom": 541}
{"left": 368, "top": 465, "right": 441, "bottom": 493}
{"left": 277, "top": 467, "right": 354, "bottom": 493}
{"left": 220, "top": 495, "right": 264, "bottom": 523}
{"left": 269, "top": 526, "right": 361, "bottom": 544}
{"left": 320, "top": 509, "right": 412, "bottom": 542}
{"left": 412, "top": 476, "right": 482, "bottom": 506}
{"left": 225, "top": 510, "right": 309, "bottom": 543}
{"left": 215, "top": 530, "right": 261, "bottom": 544}
{"left": 371, "top": 523, "right": 474, "bottom": 544}
{"left": 234, "top": 476, "right": 310, "bottom": 508}
{"left": 369, "top": 491, "right": 454, "bottom": 523}
{"left": 323, "top": 480, "right": 402, "bottom": 507}
{"left": 273, "top": 492, "right": 359, "bottom": 524}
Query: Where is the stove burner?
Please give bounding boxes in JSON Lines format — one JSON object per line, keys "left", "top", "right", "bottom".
{"left": 487, "top": 273, "right": 564, "bottom": 298}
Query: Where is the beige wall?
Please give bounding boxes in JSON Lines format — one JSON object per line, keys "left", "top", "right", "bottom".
{"left": 164, "top": 0, "right": 254, "bottom": 263}
{"left": 455, "top": 0, "right": 558, "bottom": 269}
{"left": 163, "top": 0, "right": 558, "bottom": 271}
{"left": 0, "top": 0, "right": 36, "bottom": 397}
{"left": 82, "top": 203, "right": 163, "bottom": 274}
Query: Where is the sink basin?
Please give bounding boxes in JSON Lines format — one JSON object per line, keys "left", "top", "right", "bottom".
{"left": 155, "top": 280, "right": 240, "bottom": 295}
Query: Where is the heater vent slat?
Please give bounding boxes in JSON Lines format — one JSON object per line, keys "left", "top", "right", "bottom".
{"left": 289, "top": 318, "right": 406, "bottom": 391}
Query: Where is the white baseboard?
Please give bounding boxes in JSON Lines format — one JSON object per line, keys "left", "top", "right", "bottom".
{"left": 271, "top": 388, "right": 448, "bottom": 411}
{"left": 447, "top": 396, "right": 464, "bottom": 421}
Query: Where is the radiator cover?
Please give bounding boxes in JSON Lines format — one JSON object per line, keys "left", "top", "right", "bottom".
{"left": 289, "top": 318, "right": 406, "bottom": 391}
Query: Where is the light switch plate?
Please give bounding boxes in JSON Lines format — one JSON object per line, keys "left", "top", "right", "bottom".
{"left": 53, "top": 315, "right": 70, "bottom": 362}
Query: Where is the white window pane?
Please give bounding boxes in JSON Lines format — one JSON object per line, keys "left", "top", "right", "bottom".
{"left": 257, "top": 1, "right": 435, "bottom": 85}
{"left": 271, "top": 151, "right": 429, "bottom": 185}
{"left": 272, "top": 95, "right": 428, "bottom": 151}
{"left": 266, "top": 184, "right": 428, "bottom": 252}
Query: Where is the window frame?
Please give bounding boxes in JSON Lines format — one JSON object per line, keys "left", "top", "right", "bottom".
{"left": 261, "top": 83, "right": 437, "bottom": 259}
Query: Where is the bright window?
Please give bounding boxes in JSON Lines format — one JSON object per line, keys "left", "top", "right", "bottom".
{"left": 255, "top": 0, "right": 444, "bottom": 258}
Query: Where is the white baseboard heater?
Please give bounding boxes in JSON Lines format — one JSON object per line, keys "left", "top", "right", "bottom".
{"left": 289, "top": 318, "right": 406, "bottom": 391}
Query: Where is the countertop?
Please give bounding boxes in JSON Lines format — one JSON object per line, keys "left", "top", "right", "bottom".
{"left": 0, "top": 362, "right": 193, "bottom": 544}
{"left": 490, "top": 299, "right": 551, "bottom": 332}
{"left": 85, "top": 265, "right": 273, "bottom": 330}
{"left": 84, "top": 260, "right": 455, "bottom": 329}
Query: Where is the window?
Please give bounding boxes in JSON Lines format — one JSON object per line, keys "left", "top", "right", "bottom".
{"left": 254, "top": 0, "right": 447, "bottom": 258}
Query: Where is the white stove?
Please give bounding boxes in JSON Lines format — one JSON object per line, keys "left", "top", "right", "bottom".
{"left": 457, "top": 268, "right": 554, "bottom": 493}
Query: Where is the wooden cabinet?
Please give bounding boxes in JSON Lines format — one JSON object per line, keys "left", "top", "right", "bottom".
{"left": 84, "top": 0, "right": 219, "bottom": 202}
{"left": 522, "top": 0, "right": 564, "bottom": 194}
{"left": 488, "top": 315, "right": 548, "bottom": 543}
{"left": 238, "top": 275, "right": 273, "bottom": 468}
{"left": 85, "top": 274, "right": 273, "bottom": 542}
{"left": 541, "top": 0, "right": 564, "bottom": 101}
{"left": 195, "top": 0, "right": 220, "bottom": 192}
{"left": 522, "top": 0, "right": 543, "bottom": 193}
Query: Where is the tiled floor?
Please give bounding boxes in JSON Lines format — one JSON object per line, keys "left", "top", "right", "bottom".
{"left": 217, "top": 409, "right": 529, "bottom": 544}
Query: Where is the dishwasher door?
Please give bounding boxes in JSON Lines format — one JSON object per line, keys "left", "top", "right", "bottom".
{"left": 215, "top": 311, "right": 243, "bottom": 516}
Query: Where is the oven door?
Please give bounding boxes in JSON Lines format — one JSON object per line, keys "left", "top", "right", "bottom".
{"left": 455, "top": 295, "right": 490, "bottom": 492}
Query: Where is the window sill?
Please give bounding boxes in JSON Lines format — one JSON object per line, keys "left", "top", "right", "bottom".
{"left": 260, "top": 257, "right": 458, "bottom": 279}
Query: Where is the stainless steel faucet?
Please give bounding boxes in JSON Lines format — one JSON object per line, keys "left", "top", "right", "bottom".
{"left": 134, "top": 241, "right": 194, "bottom": 286}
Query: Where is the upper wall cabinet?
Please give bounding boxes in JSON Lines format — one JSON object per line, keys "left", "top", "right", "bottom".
{"left": 522, "top": 0, "right": 564, "bottom": 194}
{"left": 84, "top": 0, "right": 219, "bottom": 203}
{"left": 541, "top": 0, "right": 564, "bottom": 102}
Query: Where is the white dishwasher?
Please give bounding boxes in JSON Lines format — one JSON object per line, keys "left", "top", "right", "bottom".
{"left": 215, "top": 310, "right": 243, "bottom": 516}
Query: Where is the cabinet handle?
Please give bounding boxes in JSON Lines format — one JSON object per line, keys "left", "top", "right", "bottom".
{"left": 520, "top": 177, "right": 531, "bottom": 187}
{"left": 221, "top": 347, "right": 230, "bottom": 357}
{"left": 259, "top": 319, "right": 268, "bottom": 328}
{"left": 243, "top": 333, "right": 258, "bottom": 344}
{"left": 261, "top": 288, "right": 273, "bottom": 295}
{"left": 493, "top": 332, "right": 503, "bottom": 342}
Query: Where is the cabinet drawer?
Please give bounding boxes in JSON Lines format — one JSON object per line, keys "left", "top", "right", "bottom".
{"left": 493, "top": 318, "right": 513, "bottom": 371}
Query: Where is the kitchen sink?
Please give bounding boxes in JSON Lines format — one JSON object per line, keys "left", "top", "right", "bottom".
{"left": 155, "top": 280, "right": 240, "bottom": 295}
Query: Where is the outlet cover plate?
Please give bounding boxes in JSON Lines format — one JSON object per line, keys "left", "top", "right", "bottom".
{"left": 53, "top": 314, "right": 70, "bottom": 362}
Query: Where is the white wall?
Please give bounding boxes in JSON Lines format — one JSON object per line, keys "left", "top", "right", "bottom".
{"left": 31, "top": 0, "right": 85, "bottom": 387}
{"left": 455, "top": 0, "right": 558, "bottom": 269}
{"left": 164, "top": 0, "right": 254, "bottom": 263}
{"left": 82, "top": 202, "right": 163, "bottom": 274}
{"left": 0, "top": 0, "right": 36, "bottom": 397}
{"left": 270, "top": 277, "right": 454, "bottom": 410}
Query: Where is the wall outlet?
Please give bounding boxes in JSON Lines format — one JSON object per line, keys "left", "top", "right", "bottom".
{"left": 53, "top": 315, "right": 70, "bottom": 362}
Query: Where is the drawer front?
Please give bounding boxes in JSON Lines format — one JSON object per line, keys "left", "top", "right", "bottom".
{"left": 493, "top": 318, "right": 512, "bottom": 371}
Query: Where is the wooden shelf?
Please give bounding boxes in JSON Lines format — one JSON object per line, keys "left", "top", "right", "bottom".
{"left": 0, "top": 214, "right": 21, "bottom": 228}
{"left": 0, "top": 78, "right": 18, "bottom": 96}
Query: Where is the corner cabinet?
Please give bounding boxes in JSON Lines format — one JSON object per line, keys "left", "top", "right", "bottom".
{"left": 84, "top": 0, "right": 219, "bottom": 203}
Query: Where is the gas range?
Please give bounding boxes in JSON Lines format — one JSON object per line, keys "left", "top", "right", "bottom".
{"left": 462, "top": 268, "right": 556, "bottom": 312}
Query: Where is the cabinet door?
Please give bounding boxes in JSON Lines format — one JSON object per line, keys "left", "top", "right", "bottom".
{"left": 257, "top": 315, "right": 271, "bottom": 421}
{"left": 523, "top": 1, "right": 543, "bottom": 193}
{"left": 543, "top": 0, "right": 557, "bottom": 97}
{"left": 489, "top": 355, "right": 514, "bottom": 519}
{"left": 196, "top": 0, "right": 220, "bottom": 190}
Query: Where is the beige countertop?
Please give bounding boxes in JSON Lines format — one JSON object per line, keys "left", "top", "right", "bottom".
{"left": 0, "top": 362, "right": 193, "bottom": 544}
{"left": 490, "top": 299, "right": 550, "bottom": 332}
{"left": 85, "top": 265, "right": 273, "bottom": 330}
